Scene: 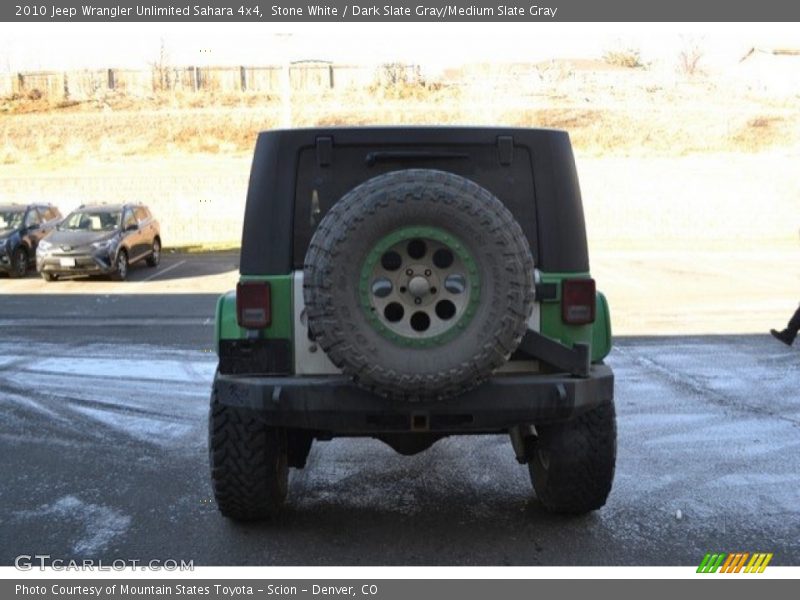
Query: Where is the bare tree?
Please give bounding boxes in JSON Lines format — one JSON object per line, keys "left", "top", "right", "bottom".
{"left": 677, "top": 38, "right": 705, "bottom": 76}
{"left": 378, "top": 63, "right": 423, "bottom": 88}
{"left": 151, "top": 39, "right": 173, "bottom": 92}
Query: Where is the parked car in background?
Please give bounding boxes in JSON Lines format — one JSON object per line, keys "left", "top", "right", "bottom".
{"left": 0, "top": 203, "right": 62, "bottom": 278}
{"left": 37, "top": 203, "right": 161, "bottom": 281}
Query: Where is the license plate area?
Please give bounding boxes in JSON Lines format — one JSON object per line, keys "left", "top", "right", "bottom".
{"left": 59, "top": 257, "right": 76, "bottom": 267}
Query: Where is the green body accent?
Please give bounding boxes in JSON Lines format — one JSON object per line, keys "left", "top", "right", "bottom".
{"left": 592, "top": 292, "right": 613, "bottom": 362}
{"left": 358, "top": 226, "right": 480, "bottom": 348}
{"left": 214, "top": 291, "right": 235, "bottom": 353}
{"left": 537, "top": 272, "right": 612, "bottom": 363}
{"left": 214, "top": 274, "right": 294, "bottom": 355}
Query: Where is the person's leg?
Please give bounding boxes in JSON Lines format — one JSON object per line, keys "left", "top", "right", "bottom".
{"left": 771, "top": 303, "right": 800, "bottom": 346}
{"left": 787, "top": 304, "right": 800, "bottom": 335}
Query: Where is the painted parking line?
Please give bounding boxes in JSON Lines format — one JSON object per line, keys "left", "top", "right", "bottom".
{"left": 137, "top": 259, "right": 187, "bottom": 283}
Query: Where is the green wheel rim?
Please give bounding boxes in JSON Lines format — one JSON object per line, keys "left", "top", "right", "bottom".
{"left": 358, "top": 226, "right": 480, "bottom": 348}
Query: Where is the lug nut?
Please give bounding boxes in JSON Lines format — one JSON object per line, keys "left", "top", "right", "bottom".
{"left": 405, "top": 268, "right": 414, "bottom": 276}
{"left": 414, "top": 297, "right": 422, "bottom": 305}
{"left": 424, "top": 269, "right": 432, "bottom": 276}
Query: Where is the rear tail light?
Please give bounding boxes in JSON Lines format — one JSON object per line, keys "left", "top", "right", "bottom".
{"left": 236, "top": 281, "right": 271, "bottom": 328}
{"left": 562, "top": 278, "right": 596, "bottom": 325}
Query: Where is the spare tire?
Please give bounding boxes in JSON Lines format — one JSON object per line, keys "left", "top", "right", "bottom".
{"left": 304, "top": 169, "right": 534, "bottom": 400}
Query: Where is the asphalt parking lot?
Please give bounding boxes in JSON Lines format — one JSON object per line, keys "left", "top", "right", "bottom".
{"left": 1, "top": 250, "right": 239, "bottom": 296}
{"left": 1, "top": 252, "right": 799, "bottom": 565}
{"left": 0, "top": 252, "right": 237, "bottom": 345}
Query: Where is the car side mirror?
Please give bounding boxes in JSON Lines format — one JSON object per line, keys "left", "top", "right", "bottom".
{"left": 125, "top": 223, "right": 138, "bottom": 232}
{"left": 27, "top": 223, "right": 40, "bottom": 231}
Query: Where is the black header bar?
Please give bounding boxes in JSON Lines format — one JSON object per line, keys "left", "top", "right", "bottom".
{"left": 3, "top": 1, "right": 800, "bottom": 22}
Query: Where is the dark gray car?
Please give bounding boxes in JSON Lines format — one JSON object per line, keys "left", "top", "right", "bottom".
{"left": 36, "top": 203, "right": 161, "bottom": 281}
{"left": 0, "top": 203, "right": 62, "bottom": 278}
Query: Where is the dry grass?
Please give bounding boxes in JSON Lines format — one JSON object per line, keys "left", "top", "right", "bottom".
{"left": 2, "top": 68, "right": 799, "bottom": 167}
{"left": 0, "top": 89, "right": 282, "bottom": 114}
{"left": 729, "top": 115, "right": 792, "bottom": 152}
{"left": 602, "top": 47, "right": 644, "bottom": 69}
{"left": 0, "top": 105, "right": 280, "bottom": 165}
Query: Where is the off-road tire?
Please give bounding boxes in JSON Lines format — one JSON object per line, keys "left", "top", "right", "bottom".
{"left": 9, "top": 247, "right": 27, "bottom": 278}
{"left": 209, "top": 395, "right": 288, "bottom": 520}
{"left": 304, "top": 169, "right": 534, "bottom": 401}
{"left": 528, "top": 401, "right": 616, "bottom": 514}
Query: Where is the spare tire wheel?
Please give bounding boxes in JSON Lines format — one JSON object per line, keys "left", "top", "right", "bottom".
{"left": 303, "top": 169, "right": 534, "bottom": 400}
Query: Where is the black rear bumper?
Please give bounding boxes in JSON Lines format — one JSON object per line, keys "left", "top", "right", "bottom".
{"left": 212, "top": 365, "right": 614, "bottom": 434}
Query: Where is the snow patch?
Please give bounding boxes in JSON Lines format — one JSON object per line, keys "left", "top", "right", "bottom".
{"left": 15, "top": 495, "right": 131, "bottom": 555}
{"left": 0, "top": 391, "right": 64, "bottom": 420}
{"left": 69, "top": 405, "right": 193, "bottom": 445}
{"left": 25, "top": 357, "right": 216, "bottom": 384}
{"left": 0, "top": 356, "right": 20, "bottom": 368}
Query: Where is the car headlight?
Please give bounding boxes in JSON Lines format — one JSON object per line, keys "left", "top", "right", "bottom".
{"left": 91, "top": 239, "right": 115, "bottom": 252}
{"left": 37, "top": 240, "right": 52, "bottom": 252}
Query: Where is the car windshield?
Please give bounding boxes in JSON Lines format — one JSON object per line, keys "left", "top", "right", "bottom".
{"left": 59, "top": 211, "right": 120, "bottom": 232}
{"left": 0, "top": 210, "right": 25, "bottom": 230}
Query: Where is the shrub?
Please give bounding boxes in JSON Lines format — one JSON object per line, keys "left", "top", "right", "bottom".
{"left": 602, "top": 46, "right": 643, "bottom": 69}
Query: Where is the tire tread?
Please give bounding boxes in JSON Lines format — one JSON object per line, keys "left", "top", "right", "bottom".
{"left": 529, "top": 402, "right": 617, "bottom": 514}
{"left": 209, "top": 391, "right": 288, "bottom": 520}
{"left": 304, "top": 169, "right": 535, "bottom": 401}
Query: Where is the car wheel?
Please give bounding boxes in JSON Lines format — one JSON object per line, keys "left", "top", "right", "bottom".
{"left": 303, "top": 169, "right": 535, "bottom": 401}
{"left": 146, "top": 238, "right": 161, "bottom": 267}
{"left": 111, "top": 249, "right": 128, "bottom": 281}
{"left": 209, "top": 391, "right": 288, "bottom": 520}
{"left": 41, "top": 272, "right": 56, "bottom": 282}
{"left": 528, "top": 401, "right": 617, "bottom": 514}
{"left": 9, "top": 247, "right": 28, "bottom": 278}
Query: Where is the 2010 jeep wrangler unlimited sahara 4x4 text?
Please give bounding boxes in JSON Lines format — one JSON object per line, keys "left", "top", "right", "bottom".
{"left": 210, "top": 127, "right": 615, "bottom": 520}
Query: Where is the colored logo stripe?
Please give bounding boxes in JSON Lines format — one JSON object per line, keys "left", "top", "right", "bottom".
{"left": 697, "top": 552, "right": 773, "bottom": 573}
{"left": 733, "top": 553, "right": 749, "bottom": 573}
{"left": 697, "top": 553, "right": 726, "bottom": 573}
{"left": 745, "top": 553, "right": 773, "bottom": 573}
{"left": 720, "top": 553, "right": 736, "bottom": 573}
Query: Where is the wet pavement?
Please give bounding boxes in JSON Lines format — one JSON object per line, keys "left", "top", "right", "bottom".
{"left": 1, "top": 252, "right": 799, "bottom": 565}
{"left": 1, "top": 296, "right": 798, "bottom": 565}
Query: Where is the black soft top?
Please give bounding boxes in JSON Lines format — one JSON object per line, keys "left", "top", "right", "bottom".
{"left": 240, "top": 127, "right": 589, "bottom": 275}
